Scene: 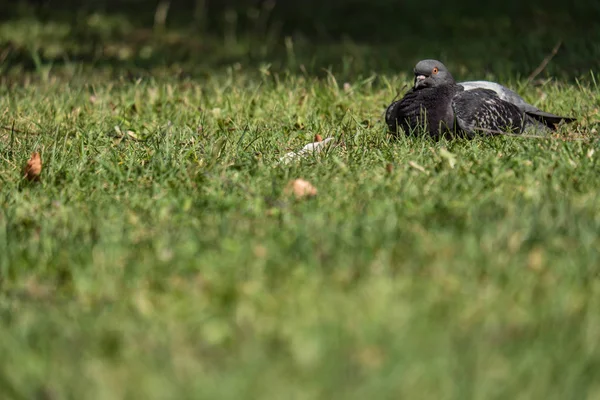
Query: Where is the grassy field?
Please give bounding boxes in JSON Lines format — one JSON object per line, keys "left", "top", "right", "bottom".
{"left": 1, "top": 4, "right": 600, "bottom": 399}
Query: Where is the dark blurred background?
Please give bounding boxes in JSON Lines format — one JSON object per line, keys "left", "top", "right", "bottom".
{"left": 1, "top": 0, "right": 599, "bottom": 80}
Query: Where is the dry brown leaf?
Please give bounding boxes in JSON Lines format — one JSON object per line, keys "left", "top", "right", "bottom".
{"left": 314, "top": 134, "right": 323, "bottom": 142}
{"left": 385, "top": 163, "right": 393, "bottom": 174}
{"left": 23, "top": 152, "right": 42, "bottom": 181}
{"left": 284, "top": 179, "right": 317, "bottom": 199}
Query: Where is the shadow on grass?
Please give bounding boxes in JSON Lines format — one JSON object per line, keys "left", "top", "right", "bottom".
{"left": 0, "top": 0, "right": 599, "bottom": 82}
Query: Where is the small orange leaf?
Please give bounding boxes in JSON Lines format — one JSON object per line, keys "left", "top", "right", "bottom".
{"left": 23, "top": 152, "right": 42, "bottom": 181}
{"left": 314, "top": 134, "right": 323, "bottom": 142}
{"left": 284, "top": 179, "right": 317, "bottom": 199}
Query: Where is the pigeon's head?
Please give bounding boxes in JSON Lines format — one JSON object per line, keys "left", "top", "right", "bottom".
{"left": 413, "top": 59, "right": 454, "bottom": 89}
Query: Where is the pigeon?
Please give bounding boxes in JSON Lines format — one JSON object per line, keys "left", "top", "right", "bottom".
{"left": 385, "top": 59, "right": 575, "bottom": 138}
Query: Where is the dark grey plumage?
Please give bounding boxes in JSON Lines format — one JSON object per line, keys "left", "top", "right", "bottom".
{"left": 386, "top": 59, "right": 575, "bottom": 138}
{"left": 385, "top": 85, "right": 461, "bottom": 138}
{"left": 452, "top": 88, "right": 527, "bottom": 136}
{"left": 459, "top": 80, "right": 576, "bottom": 129}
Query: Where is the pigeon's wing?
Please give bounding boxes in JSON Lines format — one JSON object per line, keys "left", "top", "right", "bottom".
{"left": 460, "top": 81, "right": 529, "bottom": 108}
{"left": 460, "top": 81, "right": 576, "bottom": 130}
{"left": 451, "top": 89, "right": 526, "bottom": 136}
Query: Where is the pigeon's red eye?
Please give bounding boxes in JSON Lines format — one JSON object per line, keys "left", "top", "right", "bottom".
{"left": 432, "top": 67, "right": 439, "bottom": 74}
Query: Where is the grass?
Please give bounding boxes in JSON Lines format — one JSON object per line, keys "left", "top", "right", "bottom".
{"left": 1, "top": 5, "right": 600, "bottom": 399}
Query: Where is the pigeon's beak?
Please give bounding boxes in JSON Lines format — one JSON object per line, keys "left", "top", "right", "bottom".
{"left": 414, "top": 74, "right": 427, "bottom": 88}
